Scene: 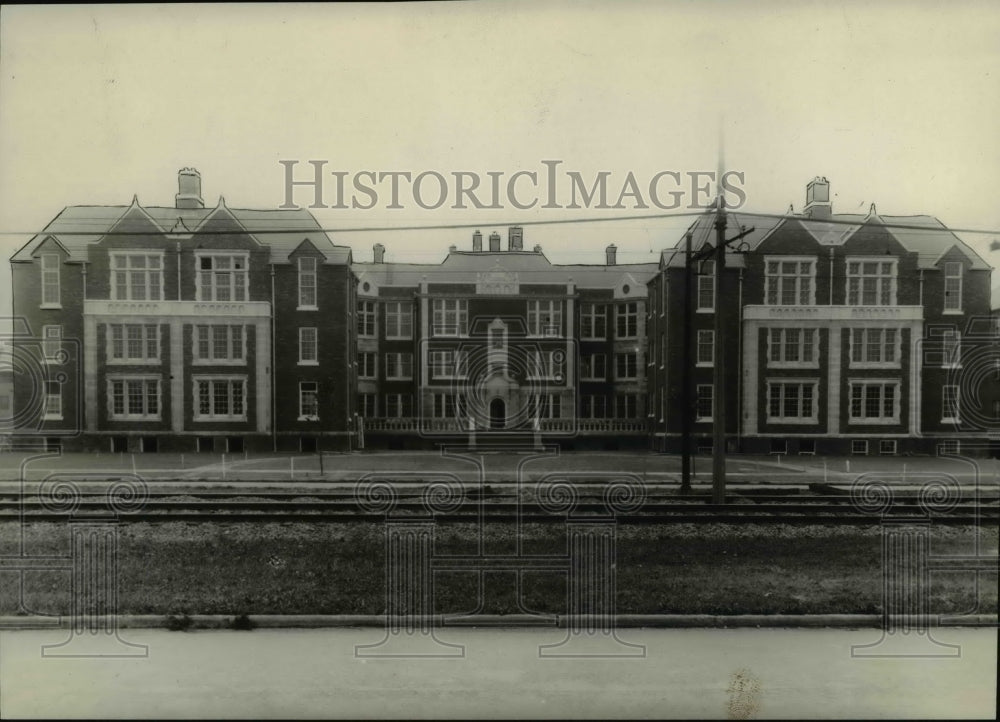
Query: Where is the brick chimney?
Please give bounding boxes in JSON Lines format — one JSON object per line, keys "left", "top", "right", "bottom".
{"left": 605, "top": 244, "right": 617, "bottom": 266}
{"left": 509, "top": 226, "right": 523, "bottom": 251}
{"left": 175, "top": 168, "right": 204, "bottom": 209}
{"left": 472, "top": 230, "right": 483, "bottom": 252}
{"left": 489, "top": 232, "right": 501, "bottom": 251}
{"left": 803, "top": 177, "right": 831, "bottom": 219}
{"left": 373, "top": 243, "right": 385, "bottom": 263}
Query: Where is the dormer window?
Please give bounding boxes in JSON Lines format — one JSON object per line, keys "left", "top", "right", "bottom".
{"left": 943, "top": 262, "right": 963, "bottom": 313}
{"left": 40, "top": 254, "right": 61, "bottom": 307}
{"left": 197, "top": 253, "right": 247, "bottom": 302}
{"left": 765, "top": 257, "right": 815, "bottom": 306}
{"left": 846, "top": 258, "right": 897, "bottom": 306}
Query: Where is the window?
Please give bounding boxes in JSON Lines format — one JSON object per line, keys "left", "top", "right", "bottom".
{"left": 696, "top": 385, "right": 713, "bottom": 422}
{"left": 533, "top": 394, "right": 561, "bottom": 419}
{"left": 385, "top": 352, "right": 413, "bottom": 380}
{"left": 360, "top": 393, "right": 378, "bottom": 417}
{"left": 43, "top": 326, "right": 62, "bottom": 363}
{"left": 194, "top": 377, "right": 247, "bottom": 420}
{"left": 938, "top": 439, "right": 960, "bottom": 455}
{"left": 385, "top": 394, "right": 413, "bottom": 417}
{"left": 615, "top": 394, "right": 638, "bottom": 419}
{"left": 942, "top": 385, "right": 960, "bottom": 423}
{"left": 111, "top": 253, "right": 163, "bottom": 301}
{"left": 298, "top": 257, "right": 317, "bottom": 308}
{"left": 849, "top": 328, "right": 898, "bottom": 366}
{"left": 941, "top": 329, "right": 960, "bottom": 367}
{"left": 109, "top": 377, "right": 160, "bottom": 420}
{"left": 299, "top": 327, "right": 318, "bottom": 364}
{"left": 43, "top": 380, "right": 62, "bottom": 420}
{"left": 766, "top": 381, "right": 818, "bottom": 423}
{"left": 943, "top": 262, "right": 963, "bottom": 312}
{"left": 849, "top": 381, "right": 899, "bottom": 424}
{"left": 880, "top": 440, "right": 897, "bottom": 456}
{"left": 528, "top": 350, "right": 564, "bottom": 380}
{"left": 615, "top": 352, "right": 638, "bottom": 380}
{"left": 197, "top": 254, "right": 247, "bottom": 302}
{"left": 851, "top": 440, "right": 869, "bottom": 456}
{"left": 357, "top": 352, "right": 378, "bottom": 379}
{"left": 194, "top": 325, "right": 244, "bottom": 363}
{"left": 429, "top": 349, "right": 468, "bottom": 379}
{"left": 616, "top": 302, "right": 638, "bottom": 338}
{"left": 580, "top": 354, "right": 606, "bottom": 381}
{"left": 109, "top": 324, "right": 160, "bottom": 363}
{"left": 697, "top": 330, "right": 714, "bottom": 366}
{"left": 432, "top": 299, "right": 468, "bottom": 336}
{"left": 765, "top": 257, "right": 815, "bottom": 306}
{"left": 580, "top": 395, "right": 607, "bottom": 418}
{"left": 697, "top": 260, "right": 715, "bottom": 311}
{"left": 357, "top": 300, "right": 376, "bottom": 337}
{"left": 528, "top": 300, "right": 562, "bottom": 336}
{"left": 768, "top": 328, "right": 817, "bottom": 366}
{"left": 432, "top": 393, "right": 459, "bottom": 418}
{"left": 580, "top": 303, "right": 607, "bottom": 339}
{"left": 299, "top": 382, "right": 319, "bottom": 419}
{"left": 846, "top": 259, "right": 897, "bottom": 306}
{"left": 385, "top": 301, "right": 413, "bottom": 338}
{"left": 41, "top": 253, "right": 61, "bottom": 306}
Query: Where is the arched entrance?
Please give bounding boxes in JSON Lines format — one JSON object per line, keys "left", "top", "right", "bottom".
{"left": 489, "top": 398, "right": 506, "bottom": 430}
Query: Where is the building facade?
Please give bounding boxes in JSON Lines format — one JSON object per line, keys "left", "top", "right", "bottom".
{"left": 9, "top": 169, "right": 356, "bottom": 452}
{"left": 648, "top": 177, "right": 998, "bottom": 456}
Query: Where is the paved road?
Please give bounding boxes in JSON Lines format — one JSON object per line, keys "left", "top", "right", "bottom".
{"left": 1, "top": 627, "right": 995, "bottom": 718}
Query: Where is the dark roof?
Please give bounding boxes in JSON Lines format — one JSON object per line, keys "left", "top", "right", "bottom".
{"left": 10, "top": 199, "right": 351, "bottom": 265}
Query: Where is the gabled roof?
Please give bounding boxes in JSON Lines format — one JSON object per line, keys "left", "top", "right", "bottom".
{"left": 659, "top": 210, "right": 990, "bottom": 271}
{"left": 10, "top": 201, "right": 351, "bottom": 265}
{"left": 355, "top": 250, "right": 658, "bottom": 289}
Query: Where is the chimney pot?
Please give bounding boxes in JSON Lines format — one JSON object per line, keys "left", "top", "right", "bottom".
{"left": 605, "top": 244, "right": 617, "bottom": 266}
{"left": 175, "top": 168, "right": 204, "bottom": 209}
{"left": 373, "top": 243, "right": 385, "bottom": 263}
{"left": 449, "top": 245, "right": 457, "bottom": 253}
{"left": 533, "top": 244, "right": 542, "bottom": 253}
{"left": 472, "top": 230, "right": 483, "bottom": 252}
{"left": 508, "top": 226, "right": 523, "bottom": 251}
{"left": 489, "top": 232, "right": 501, "bottom": 252}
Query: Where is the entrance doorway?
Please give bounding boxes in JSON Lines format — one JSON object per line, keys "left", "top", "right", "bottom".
{"left": 489, "top": 398, "right": 506, "bottom": 430}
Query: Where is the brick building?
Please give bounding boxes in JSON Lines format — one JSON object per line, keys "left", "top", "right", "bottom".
{"left": 648, "top": 177, "right": 998, "bottom": 456}
{"left": 9, "top": 169, "right": 356, "bottom": 452}
{"left": 352, "top": 229, "right": 658, "bottom": 449}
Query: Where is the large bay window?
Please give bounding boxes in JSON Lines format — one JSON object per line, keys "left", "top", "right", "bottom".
{"left": 765, "top": 257, "right": 815, "bottom": 306}
{"left": 846, "top": 258, "right": 896, "bottom": 306}
{"left": 111, "top": 252, "right": 163, "bottom": 301}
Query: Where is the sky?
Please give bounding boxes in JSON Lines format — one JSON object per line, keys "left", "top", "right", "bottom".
{"left": 2, "top": 1, "right": 999, "bottom": 328}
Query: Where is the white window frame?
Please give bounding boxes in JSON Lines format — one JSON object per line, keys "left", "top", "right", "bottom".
{"left": 848, "top": 379, "right": 901, "bottom": 425}
{"left": 429, "top": 349, "right": 468, "bottom": 380}
{"left": 193, "top": 376, "right": 248, "bottom": 421}
{"left": 615, "top": 393, "right": 638, "bottom": 419}
{"left": 193, "top": 324, "right": 245, "bottom": 365}
{"left": 849, "top": 327, "right": 900, "bottom": 369}
{"left": 43, "top": 379, "right": 63, "bottom": 421}
{"left": 42, "top": 325, "right": 63, "bottom": 363}
{"left": 697, "top": 260, "right": 715, "bottom": 312}
{"left": 384, "top": 301, "right": 413, "bottom": 339}
{"left": 943, "top": 262, "right": 963, "bottom": 314}
{"left": 940, "top": 328, "right": 961, "bottom": 368}
{"left": 768, "top": 328, "right": 818, "bottom": 368}
{"left": 528, "top": 349, "right": 564, "bottom": 380}
{"left": 385, "top": 393, "right": 413, "bottom": 418}
{"left": 846, "top": 257, "right": 897, "bottom": 307}
{"left": 942, "top": 384, "right": 960, "bottom": 423}
{"left": 851, "top": 440, "right": 869, "bottom": 456}
{"left": 359, "top": 393, "right": 378, "bottom": 417}
{"left": 357, "top": 300, "right": 377, "bottom": 337}
{"left": 615, "top": 302, "right": 639, "bottom": 339}
{"left": 765, "top": 380, "right": 819, "bottom": 425}
{"left": 580, "top": 353, "right": 606, "bottom": 381}
{"left": 880, "top": 440, "right": 897, "bottom": 456}
{"left": 299, "top": 381, "right": 319, "bottom": 420}
{"left": 298, "top": 257, "right": 317, "bottom": 309}
{"left": 40, "top": 253, "right": 61, "bottom": 308}
{"left": 615, "top": 352, "right": 638, "bottom": 380}
{"left": 195, "top": 252, "right": 249, "bottom": 302}
{"left": 764, "top": 256, "right": 816, "bottom": 306}
{"left": 695, "top": 385, "right": 713, "bottom": 422}
{"left": 696, "top": 329, "right": 714, "bottom": 367}
{"left": 580, "top": 303, "right": 607, "bottom": 340}
{"left": 298, "top": 327, "right": 318, "bottom": 365}
{"left": 357, "top": 351, "right": 378, "bottom": 380}
{"left": 534, "top": 393, "right": 562, "bottom": 419}
{"left": 111, "top": 251, "right": 164, "bottom": 302}
{"left": 385, "top": 352, "right": 413, "bottom": 380}
{"left": 527, "top": 300, "right": 562, "bottom": 337}
{"left": 432, "top": 299, "right": 469, "bottom": 337}
{"left": 108, "top": 323, "right": 161, "bottom": 365}
{"left": 108, "top": 376, "right": 161, "bottom": 421}
{"left": 432, "top": 393, "right": 459, "bottom": 419}
{"left": 580, "top": 394, "right": 607, "bottom": 419}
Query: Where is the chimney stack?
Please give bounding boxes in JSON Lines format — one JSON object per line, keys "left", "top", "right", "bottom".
{"left": 175, "top": 168, "right": 204, "bottom": 209}
{"left": 803, "top": 176, "right": 832, "bottom": 219}
{"left": 605, "top": 244, "right": 617, "bottom": 266}
{"left": 489, "top": 232, "right": 501, "bottom": 251}
{"left": 373, "top": 243, "right": 385, "bottom": 263}
{"left": 472, "top": 230, "right": 483, "bottom": 252}
{"left": 508, "top": 226, "right": 523, "bottom": 251}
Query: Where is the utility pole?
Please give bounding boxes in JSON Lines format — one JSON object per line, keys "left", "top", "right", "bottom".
{"left": 712, "top": 205, "right": 727, "bottom": 504}
{"left": 681, "top": 231, "right": 693, "bottom": 494}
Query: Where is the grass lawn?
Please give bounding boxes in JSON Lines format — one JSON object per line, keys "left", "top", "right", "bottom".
{"left": 1, "top": 522, "right": 995, "bottom": 617}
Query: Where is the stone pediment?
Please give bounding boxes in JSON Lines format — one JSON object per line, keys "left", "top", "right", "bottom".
{"left": 476, "top": 263, "right": 519, "bottom": 295}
